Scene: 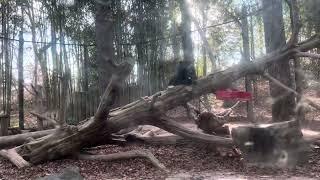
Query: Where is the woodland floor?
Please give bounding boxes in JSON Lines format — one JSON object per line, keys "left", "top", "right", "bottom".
{"left": 1, "top": 80, "right": 320, "bottom": 179}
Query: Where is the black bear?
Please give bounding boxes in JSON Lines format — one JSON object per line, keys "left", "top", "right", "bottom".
{"left": 168, "top": 61, "right": 197, "bottom": 86}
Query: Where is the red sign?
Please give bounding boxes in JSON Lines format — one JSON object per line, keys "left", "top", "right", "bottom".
{"left": 215, "top": 89, "right": 252, "bottom": 101}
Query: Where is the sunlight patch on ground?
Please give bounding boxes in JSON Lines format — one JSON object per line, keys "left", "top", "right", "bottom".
{"left": 302, "top": 129, "right": 320, "bottom": 136}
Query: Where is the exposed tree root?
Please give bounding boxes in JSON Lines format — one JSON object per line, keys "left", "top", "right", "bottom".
{"left": 77, "top": 150, "right": 168, "bottom": 172}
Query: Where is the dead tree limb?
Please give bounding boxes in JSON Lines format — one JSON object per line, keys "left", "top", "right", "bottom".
{"left": 153, "top": 115, "right": 234, "bottom": 147}
{"left": 29, "top": 111, "right": 59, "bottom": 128}
{"left": 77, "top": 150, "right": 168, "bottom": 172}
{"left": 0, "top": 129, "right": 56, "bottom": 149}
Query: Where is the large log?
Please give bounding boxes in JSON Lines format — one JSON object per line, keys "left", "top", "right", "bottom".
{"left": 0, "top": 35, "right": 319, "bottom": 168}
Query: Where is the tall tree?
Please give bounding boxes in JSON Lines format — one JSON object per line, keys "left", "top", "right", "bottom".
{"left": 169, "top": 1, "right": 180, "bottom": 62}
{"left": 26, "top": 1, "right": 51, "bottom": 109}
{"left": 179, "top": 0, "right": 194, "bottom": 63}
{"left": 240, "top": 4, "right": 254, "bottom": 122}
{"left": 262, "top": 0, "right": 296, "bottom": 122}
{"left": 0, "top": 1, "right": 10, "bottom": 136}
{"left": 95, "top": 1, "right": 115, "bottom": 94}
{"left": 18, "top": 29, "right": 24, "bottom": 129}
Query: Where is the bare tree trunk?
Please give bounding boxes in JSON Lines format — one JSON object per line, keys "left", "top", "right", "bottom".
{"left": 289, "top": 0, "right": 305, "bottom": 123}
{"left": 179, "top": 0, "right": 194, "bottom": 63}
{"left": 249, "top": 8, "right": 259, "bottom": 105}
{"left": 0, "top": 1, "right": 9, "bottom": 136}
{"left": 241, "top": 5, "right": 254, "bottom": 122}
{"left": 169, "top": 1, "right": 180, "bottom": 61}
{"left": 83, "top": 44, "right": 89, "bottom": 92}
{"left": 51, "top": 22, "right": 58, "bottom": 109}
{"left": 58, "top": 72, "right": 69, "bottom": 126}
{"left": 18, "top": 30, "right": 24, "bottom": 130}
{"left": 95, "top": 2, "right": 115, "bottom": 94}
{"left": 26, "top": 1, "right": 50, "bottom": 109}
{"left": 192, "top": 14, "right": 216, "bottom": 72}
{"left": 262, "top": 0, "right": 296, "bottom": 122}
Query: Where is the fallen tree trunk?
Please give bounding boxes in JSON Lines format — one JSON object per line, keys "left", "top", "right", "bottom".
{"left": 0, "top": 35, "right": 319, "bottom": 168}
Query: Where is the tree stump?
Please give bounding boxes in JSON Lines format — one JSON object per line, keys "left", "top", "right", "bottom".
{"left": 231, "top": 120, "right": 309, "bottom": 167}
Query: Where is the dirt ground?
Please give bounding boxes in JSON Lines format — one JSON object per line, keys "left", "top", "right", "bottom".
{"left": 1, "top": 142, "right": 320, "bottom": 179}
{"left": 1, "top": 80, "right": 320, "bottom": 180}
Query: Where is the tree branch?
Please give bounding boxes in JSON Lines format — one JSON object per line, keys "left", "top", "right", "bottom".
{"left": 295, "top": 52, "right": 320, "bottom": 59}
{"left": 77, "top": 150, "right": 168, "bottom": 172}
{"left": 152, "top": 115, "right": 234, "bottom": 147}
{"left": 29, "top": 111, "right": 59, "bottom": 128}
{"left": 263, "top": 72, "right": 320, "bottom": 111}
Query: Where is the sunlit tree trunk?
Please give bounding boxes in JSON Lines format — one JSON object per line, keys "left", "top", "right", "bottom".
{"left": 241, "top": 5, "right": 254, "bottom": 122}
{"left": 200, "top": 1, "right": 208, "bottom": 76}
{"left": 179, "top": 0, "right": 194, "bottom": 63}
{"left": 249, "top": 6, "right": 259, "bottom": 105}
{"left": 169, "top": 1, "right": 180, "bottom": 62}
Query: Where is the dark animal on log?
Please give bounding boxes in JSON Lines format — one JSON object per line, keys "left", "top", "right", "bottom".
{"left": 168, "top": 61, "right": 197, "bottom": 86}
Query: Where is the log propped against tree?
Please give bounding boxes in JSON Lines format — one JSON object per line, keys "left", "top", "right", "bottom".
{"left": 0, "top": 33, "right": 320, "bottom": 169}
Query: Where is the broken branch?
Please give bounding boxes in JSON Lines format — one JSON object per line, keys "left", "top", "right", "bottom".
{"left": 77, "top": 150, "right": 168, "bottom": 172}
